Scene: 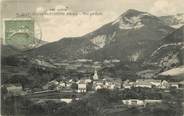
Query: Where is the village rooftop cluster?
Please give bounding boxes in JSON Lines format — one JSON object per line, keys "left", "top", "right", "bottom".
{"left": 3, "top": 67, "right": 184, "bottom": 106}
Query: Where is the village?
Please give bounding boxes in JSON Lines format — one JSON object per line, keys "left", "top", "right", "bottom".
{"left": 2, "top": 67, "right": 184, "bottom": 108}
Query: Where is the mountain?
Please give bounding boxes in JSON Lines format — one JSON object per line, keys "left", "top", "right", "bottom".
{"left": 25, "top": 37, "right": 98, "bottom": 60}
{"left": 148, "top": 26, "right": 184, "bottom": 69}
{"left": 4, "top": 36, "right": 48, "bottom": 51}
{"left": 25, "top": 9, "right": 175, "bottom": 62}
{"left": 86, "top": 9, "right": 174, "bottom": 61}
{"left": 1, "top": 45, "right": 21, "bottom": 57}
{"left": 1, "top": 38, "right": 47, "bottom": 57}
{"left": 159, "top": 13, "right": 184, "bottom": 29}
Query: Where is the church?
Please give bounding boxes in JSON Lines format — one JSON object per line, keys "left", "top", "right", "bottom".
{"left": 93, "top": 69, "right": 99, "bottom": 80}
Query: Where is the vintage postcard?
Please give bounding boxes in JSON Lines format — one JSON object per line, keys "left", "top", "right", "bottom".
{"left": 1, "top": 0, "right": 184, "bottom": 116}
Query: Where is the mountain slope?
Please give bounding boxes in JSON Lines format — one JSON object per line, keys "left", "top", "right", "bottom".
{"left": 25, "top": 37, "right": 98, "bottom": 60}
{"left": 159, "top": 65, "right": 184, "bottom": 77}
{"left": 148, "top": 26, "right": 184, "bottom": 69}
{"left": 1, "top": 45, "right": 21, "bottom": 57}
{"left": 86, "top": 9, "right": 174, "bottom": 61}
{"left": 25, "top": 9, "right": 175, "bottom": 62}
{"left": 159, "top": 13, "right": 184, "bottom": 28}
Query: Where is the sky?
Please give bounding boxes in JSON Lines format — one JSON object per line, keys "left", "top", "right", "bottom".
{"left": 1, "top": 0, "right": 184, "bottom": 42}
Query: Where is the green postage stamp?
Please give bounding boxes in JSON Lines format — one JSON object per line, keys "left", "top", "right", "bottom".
{"left": 4, "top": 18, "right": 34, "bottom": 49}
{"left": 3, "top": 18, "right": 41, "bottom": 49}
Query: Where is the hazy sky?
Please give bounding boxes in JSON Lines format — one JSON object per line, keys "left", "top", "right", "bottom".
{"left": 1, "top": 0, "right": 184, "bottom": 42}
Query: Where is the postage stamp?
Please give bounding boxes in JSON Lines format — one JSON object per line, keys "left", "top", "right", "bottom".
{"left": 3, "top": 18, "right": 42, "bottom": 49}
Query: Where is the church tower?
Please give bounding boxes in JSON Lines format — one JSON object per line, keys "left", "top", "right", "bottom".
{"left": 93, "top": 69, "right": 99, "bottom": 80}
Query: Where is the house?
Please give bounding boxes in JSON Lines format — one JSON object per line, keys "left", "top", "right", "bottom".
{"left": 149, "top": 79, "right": 162, "bottom": 88}
{"left": 94, "top": 80, "right": 104, "bottom": 86}
{"left": 85, "top": 78, "right": 92, "bottom": 83}
{"left": 93, "top": 80, "right": 104, "bottom": 90}
{"left": 134, "top": 80, "right": 152, "bottom": 88}
{"left": 93, "top": 79, "right": 116, "bottom": 90}
{"left": 122, "top": 99, "right": 162, "bottom": 107}
{"left": 78, "top": 80, "right": 87, "bottom": 93}
{"left": 49, "top": 80, "right": 59, "bottom": 85}
{"left": 60, "top": 98, "right": 73, "bottom": 104}
{"left": 144, "top": 100, "right": 162, "bottom": 105}
{"left": 179, "top": 81, "right": 184, "bottom": 88}
{"left": 123, "top": 83, "right": 132, "bottom": 89}
{"left": 122, "top": 80, "right": 134, "bottom": 89}
{"left": 76, "top": 59, "right": 92, "bottom": 62}
{"left": 114, "top": 78, "right": 122, "bottom": 89}
{"left": 59, "top": 81, "right": 66, "bottom": 87}
{"left": 104, "top": 60, "right": 111, "bottom": 64}
{"left": 161, "top": 80, "right": 170, "bottom": 89}
{"left": 134, "top": 79, "right": 162, "bottom": 88}
{"left": 6, "top": 84, "right": 24, "bottom": 96}
{"left": 104, "top": 81, "right": 112, "bottom": 88}
{"left": 56, "top": 81, "right": 66, "bottom": 90}
{"left": 77, "top": 78, "right": 92, "bottom": 85}
{"left": 69, "top": 79, "right": 74, "bottom": 83}
{"left": 65, "top": 82, "right": 73, "bottom": 88}
{"left": 80, "top": 78, "right": 92, "bottom": 84}
{"left": 122, "top": 99, "right": 145, "bottom": 107}
{"left": 111, "top": 59, "right": 120, "bottom": 63}
{"left": 109, "top": 84, "right": 115, "bottom": 90}
{"left": 170, "top": 82, "right": 179, "bottom": 89}
{"left": 92, "top": 77, "right": 122, "bottom": 90}
{"left": 94, "top": 82, "right": 116, "bottom": 90}
{"left": 44, "top": 80, "right": 60, "bottom": 90}
{"left": 43, "top": 84, "right": 49, "bottom": 90}
{"left": 104, "top": 78, "right": 122, "bottom": 89}
{"left": 95, "top": 85, "right": 103, "bottom": 90}
{"left": 34, "top": 59, "right": 56, "bottom": 68}
{"left": 104, "top": 84, "right": 115, "bottom": 90}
